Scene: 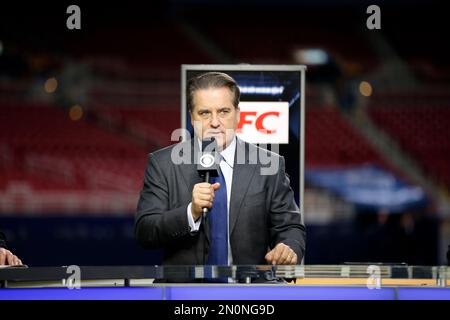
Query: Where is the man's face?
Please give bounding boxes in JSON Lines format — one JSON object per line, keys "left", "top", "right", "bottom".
{"left": 190, "top": 87, "right": 240, "bottom": 150}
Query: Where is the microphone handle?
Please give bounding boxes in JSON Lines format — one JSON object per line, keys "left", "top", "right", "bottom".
{"left": 202, "top": 171, "right": 210, "bottom": 217}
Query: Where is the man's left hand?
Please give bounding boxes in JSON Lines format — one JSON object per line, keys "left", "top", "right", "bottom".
{"left": 0, "top": 248, "right": 22, "bottom": 266}
{"left": 265, "top": 243, "right": 297, "bottom": 265}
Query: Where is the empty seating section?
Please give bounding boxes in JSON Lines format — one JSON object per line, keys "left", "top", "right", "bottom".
{"left": 0, "top": 103, "right": 148, "bottom": 193}
{"left": 305, "top": 108, "right": 384, "bottom": 167}
{"left": 201, "top": 13, "right": 379, "bottom": 72}
{"left": 369, "top": 95, "right": 450, "bottom": 189}
{"left": 92, "top": 105, "right": 181, "bottom": 148}
{"left": 69, "top": 25, "right": 214, "bottom": 80}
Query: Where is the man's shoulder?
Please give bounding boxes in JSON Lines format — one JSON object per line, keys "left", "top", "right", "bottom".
{"left": 241, "top": 139, "right": 283, "bottom": 161}
{"left": 148, "top": 140, "right": 193, "bottom": 161}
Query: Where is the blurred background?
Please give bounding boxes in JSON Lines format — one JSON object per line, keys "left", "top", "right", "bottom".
{"left": 0, "top": 0, "right": 449, "bottom": 266}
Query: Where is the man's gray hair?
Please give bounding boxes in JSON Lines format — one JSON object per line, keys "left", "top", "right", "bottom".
{"left": 187, "top": 72, "right": 240, "bottom": 112}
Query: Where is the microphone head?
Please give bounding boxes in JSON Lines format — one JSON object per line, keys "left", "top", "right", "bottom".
{"left": 197, "top": 137, "right": 219, "bottom": 177}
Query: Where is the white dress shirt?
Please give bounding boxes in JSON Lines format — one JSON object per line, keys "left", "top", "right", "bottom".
{"left": 187, "top": 136, "right": 236, "bottom": 265}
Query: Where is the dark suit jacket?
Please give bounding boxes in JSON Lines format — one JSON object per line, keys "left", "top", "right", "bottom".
{"left": 135, "top": 138, "right": 306, "bottom": 265}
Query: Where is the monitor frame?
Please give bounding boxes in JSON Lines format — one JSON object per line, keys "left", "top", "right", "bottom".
{"left": 181, "top": 64, "right": 306, "bottom": 224}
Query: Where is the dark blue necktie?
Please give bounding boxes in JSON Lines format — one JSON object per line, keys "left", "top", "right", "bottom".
{"left": 206, "top": 167, "right": 228, "bottom": 266}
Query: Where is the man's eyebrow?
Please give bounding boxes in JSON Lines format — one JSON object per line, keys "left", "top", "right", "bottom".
{"left": 196, "top": 107, "right": 230, "bottom": 113}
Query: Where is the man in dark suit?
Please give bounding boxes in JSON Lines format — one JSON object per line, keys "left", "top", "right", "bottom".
{"left": 135, "top": 72, "right": 305, "bottom": 267}
{"left": 0, "top": 229, "right": 22, "bottom": 266}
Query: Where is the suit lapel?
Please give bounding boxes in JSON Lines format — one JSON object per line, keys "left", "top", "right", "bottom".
{"left": 229, "top": 139, "right": 257, "bottom": 237}
{"left": 178, "top": 139, "right": 202, "bottom": 188}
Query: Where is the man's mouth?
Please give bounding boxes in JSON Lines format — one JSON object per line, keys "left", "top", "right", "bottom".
{"left": 205, "top": 131, "right": 223, "bottom": 136}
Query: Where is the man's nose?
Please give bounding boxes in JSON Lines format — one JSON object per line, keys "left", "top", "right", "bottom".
{"left": 210, "top": 113, "right": 220, "bottom": 127}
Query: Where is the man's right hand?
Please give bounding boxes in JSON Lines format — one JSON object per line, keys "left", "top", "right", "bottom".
{"left": 191, "top": 182, "right": 221, "bottom": 221}
{"left": 0, "top": 247, "right": 22, "bottom": 266}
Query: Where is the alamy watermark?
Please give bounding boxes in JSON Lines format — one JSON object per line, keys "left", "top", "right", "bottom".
{"left": 66, "top": 5, "right": 81, "bottom": 30}
{"left": 366, "top": 5, "right": 381, "bottom": 30}
{"left": 170, "top": 127, "right": 281, "bottom": 176}
{"left": 366, "top": 265, "right": 381, "bottom": 289}
{"left": 62, "top": 265, "right": 81, "bottom": 289}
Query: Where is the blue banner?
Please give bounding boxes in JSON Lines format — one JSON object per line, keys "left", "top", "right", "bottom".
{"left": 305, "top": 165, "right": 427, "bottom": 213}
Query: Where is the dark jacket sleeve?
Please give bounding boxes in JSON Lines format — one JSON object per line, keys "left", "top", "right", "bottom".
{"left": 0, "top": 230, "right": 7, "bottom": 249}
{"left": 269, "top": 156, "right": 306, "bottom": 262}
{"left": 134, "top": 154, "right": 193, "bottom": 249}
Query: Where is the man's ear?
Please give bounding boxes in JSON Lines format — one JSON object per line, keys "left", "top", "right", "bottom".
{"left": 190, "top": 109, "right": 199, "bottom": 129}
{"left": 191, "top": 111, "right": 203, "bottom": 139}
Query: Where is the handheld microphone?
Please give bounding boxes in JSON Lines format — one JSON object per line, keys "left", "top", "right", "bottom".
{"left": 197, "top": 138, "right": 219, "bottom": 217}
